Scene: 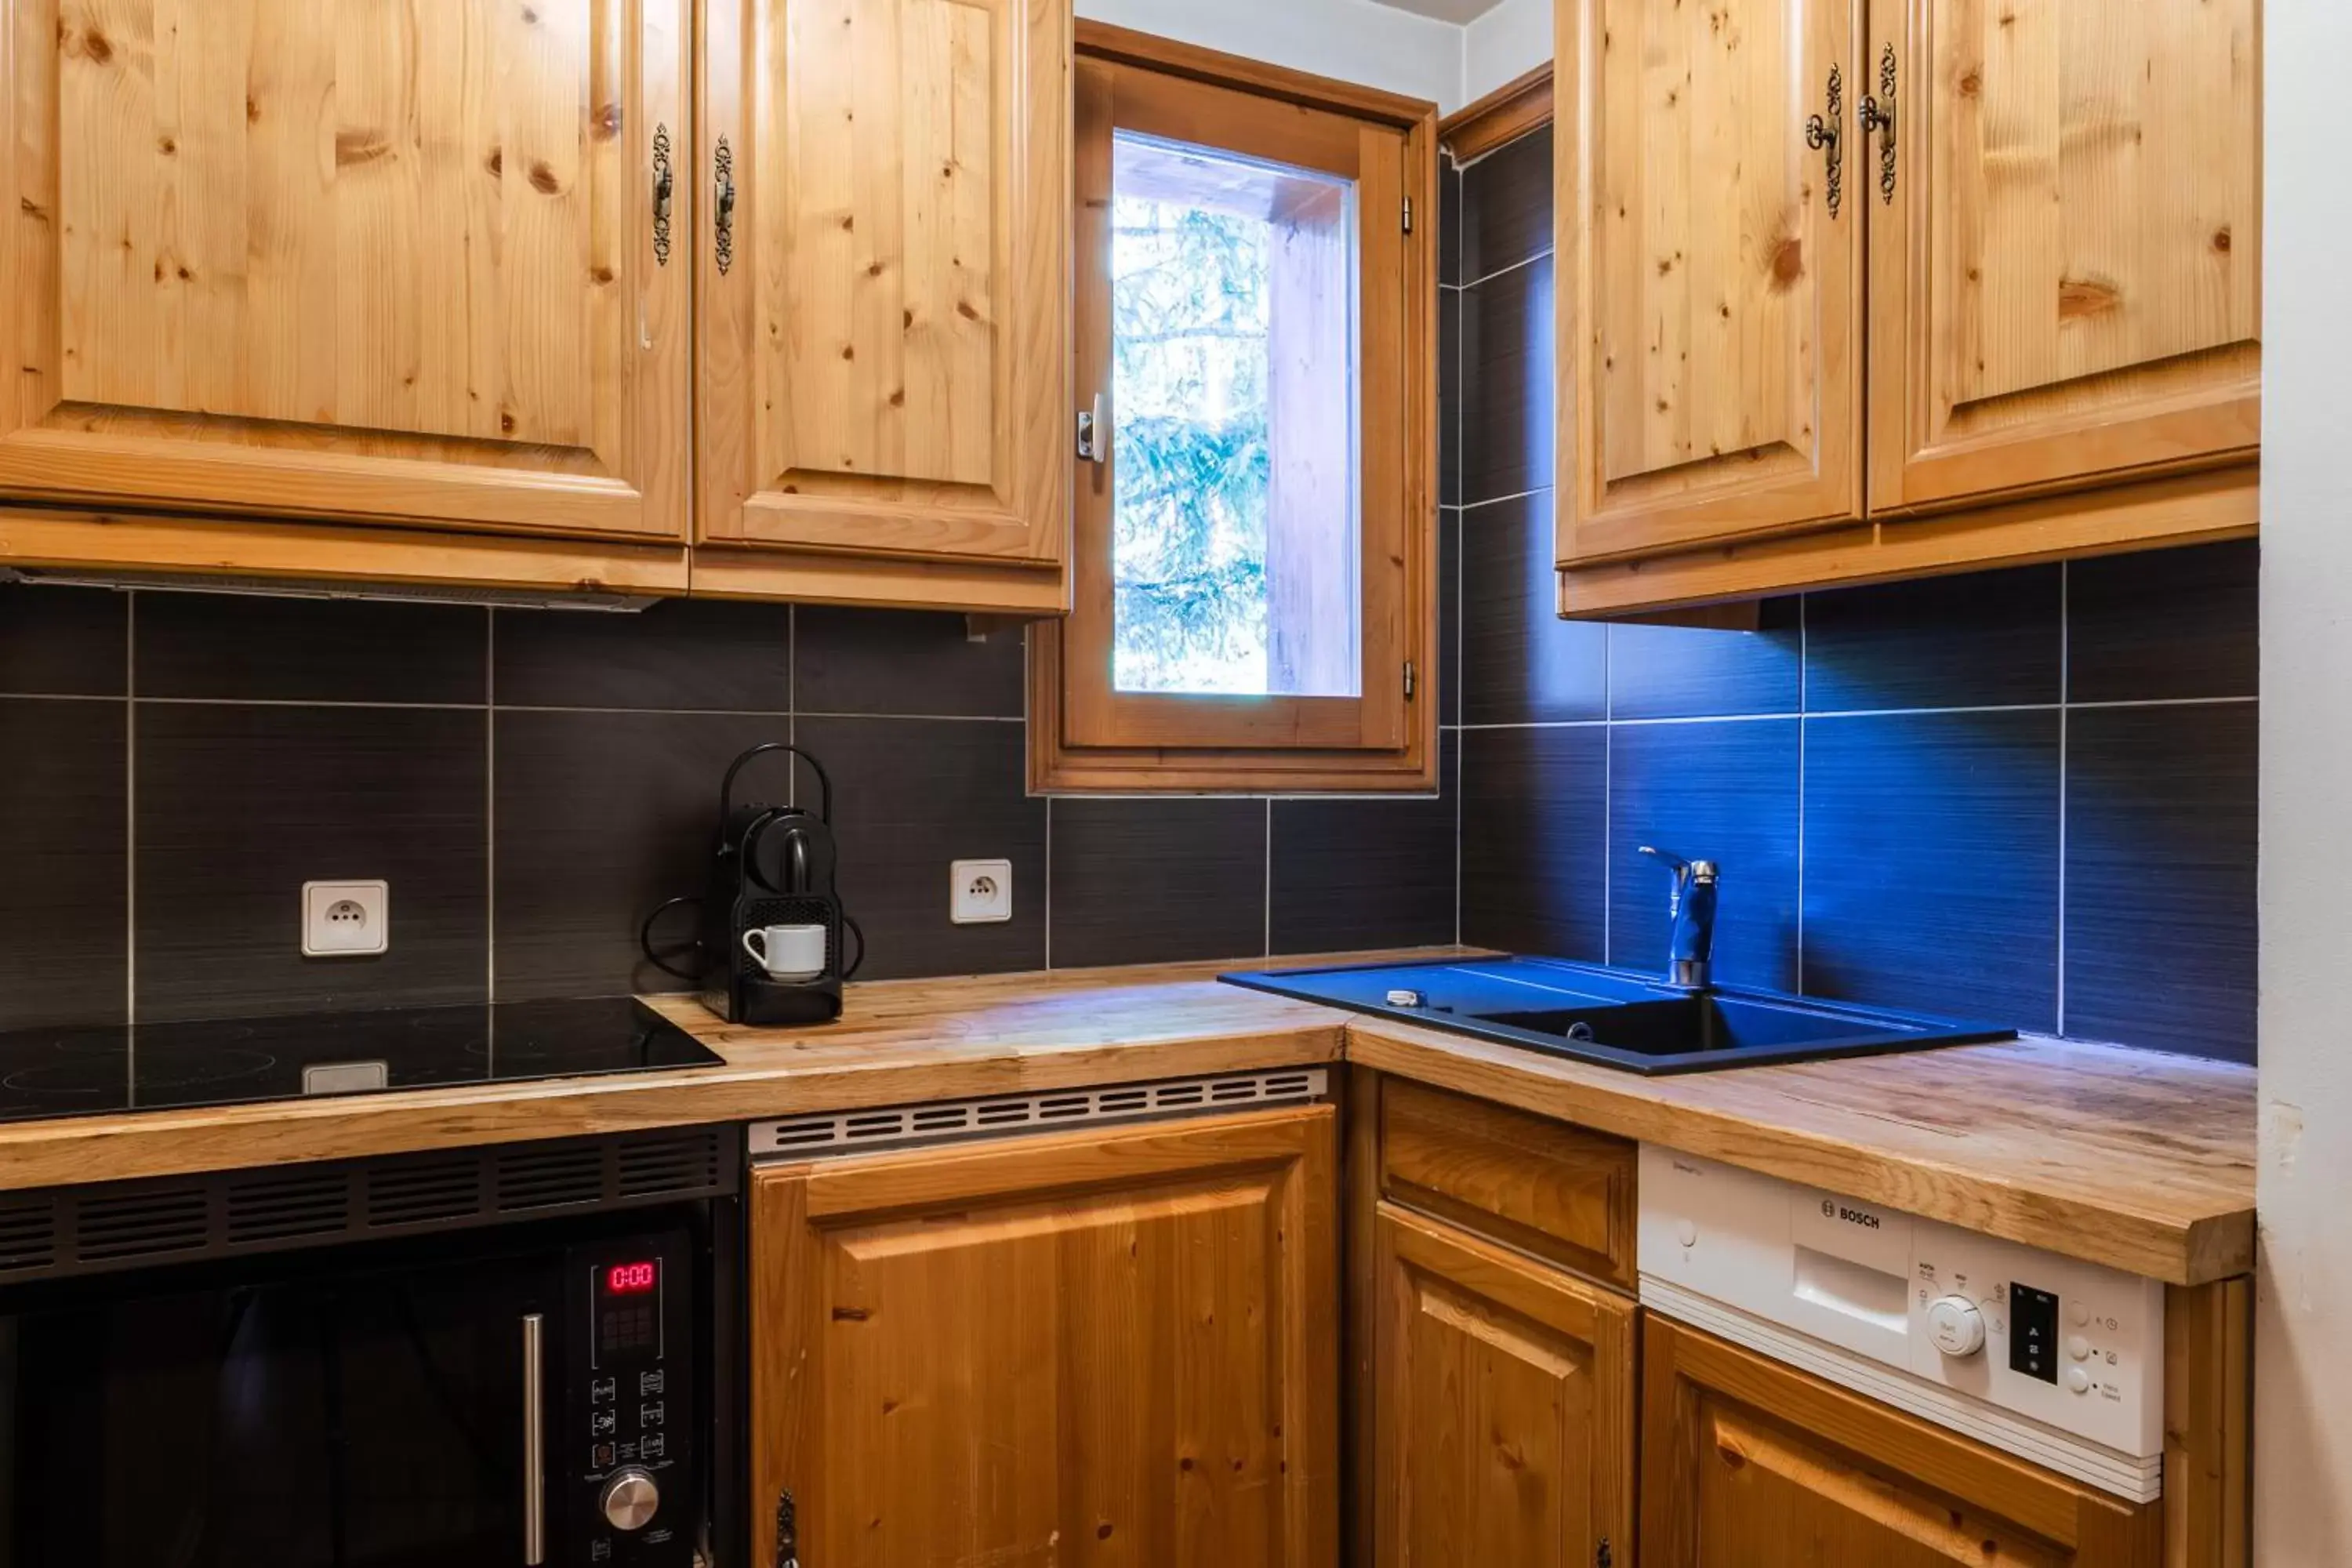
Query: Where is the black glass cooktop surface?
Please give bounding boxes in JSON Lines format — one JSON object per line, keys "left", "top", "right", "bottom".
{"left": 0, "top": 998, "right": 724, "bottom": 1124}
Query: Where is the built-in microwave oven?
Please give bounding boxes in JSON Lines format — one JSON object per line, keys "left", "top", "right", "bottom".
{"left": 0, "top": 1131, "right": 742, "bottom": 1568}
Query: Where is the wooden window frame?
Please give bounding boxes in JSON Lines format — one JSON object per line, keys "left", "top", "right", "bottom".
{"left": 1029, "top": 24, "right": 1440, "bottom": 794}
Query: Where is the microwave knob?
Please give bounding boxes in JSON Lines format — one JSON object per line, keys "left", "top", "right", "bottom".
{"left": 1926, "top": 1295, "right": 1987, "bottom": 1358}
{"left": 601, "top": 1466, "right": 662, "bottom": 1533}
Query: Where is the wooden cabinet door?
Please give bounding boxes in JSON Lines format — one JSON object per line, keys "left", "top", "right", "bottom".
{"left": 1373, "top": 1203, "right": 1635, "bottom": 1568}
{"left": 1642, "top": 1316, "right": 2161, "bottom": 1568}
{"left": 699, "top": 0, "right": 1069, "bottom": 567}
{"left": 1864, "top": 0, "right": 2261, "bottom": 514}
{"left": 1557, "top": 0, "right": 1864, "bottom": 565}
{"left": 750, "top": 1106, "right": 1338, "bottom": 1568}
{"left": 0, "top": 0, "right": 689, "bottom": 541}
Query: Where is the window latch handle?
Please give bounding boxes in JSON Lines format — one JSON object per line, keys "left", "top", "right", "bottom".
{"left": 1076, "top": 394, "right": 1108, "bottom": 464}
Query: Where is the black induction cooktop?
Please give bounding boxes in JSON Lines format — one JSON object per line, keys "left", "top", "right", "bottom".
{"left": 0, "top": 998, "right": 725, "bottom": 1124}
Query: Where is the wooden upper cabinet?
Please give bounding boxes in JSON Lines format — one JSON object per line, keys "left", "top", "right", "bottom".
{"left": 1374, "top": 1203, "right": 1635, "bottom": 1568}
{"left": 750, "top": 1107, "right": 1338, "bottom": 1568}
{"left": 1866, "top": 0, "right": 2262, "bottom": 514}
{"left": 1558, "top": 0, "right": 1865, "bottom": 564}
{"left": 1642, "top": 1317, "right": 2161, "bottom": 1568}
{"left": 0, "top": 0, "right": 690, "bottom": 542}
{"left": 698, "top": 0, "right": 1070, "bottom": 576}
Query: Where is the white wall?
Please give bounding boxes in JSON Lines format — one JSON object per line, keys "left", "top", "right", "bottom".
{"left": 1462, "top": 0, "right": 1552, "bottom": 106}
{"left": 2259, "top": 0, "right": 2352, "bottom": 1557}
{"left": 1076, "top": 0, "right": 1467, "bottom": 114}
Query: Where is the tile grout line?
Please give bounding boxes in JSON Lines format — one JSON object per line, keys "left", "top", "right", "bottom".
{"left": 1796, "top": 592, "right": 1809, "bottom": 993}
{"left": 1459, "top": 246, "right": 1554, "bottom": 292}
{"left": 2056, "top": 563, "right": 2071, "bottom": 1040}
{"left": 1450, "top": 695, "right": 2256, "bottom": 732}
{"left": 786, "top": 604, "right": 798, "bottom": 811}
{"left": 124, "top": 591, "right": 136, "bottom": 1033}
{"left": 485, "top": 608, "right": 497, "bottom": 1007}
{"left": 1602, "top": 626, "right": 1613, "bottom": 967}
{"left": 1262, "top": 798, "right": 1273, "bottom": 960}
{"left": 1454, "top": 189, "right": 1468, "bottom": 947}
{"left": 1459, "top": 486, "right": 1553, "bottom": 515}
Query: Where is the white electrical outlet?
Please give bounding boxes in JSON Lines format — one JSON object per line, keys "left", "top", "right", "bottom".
{"left": 950, "top": 859, "right": 1013, "bottom": 924}
{"left": 303, "top": 880, "right": 389, "bottom": 956}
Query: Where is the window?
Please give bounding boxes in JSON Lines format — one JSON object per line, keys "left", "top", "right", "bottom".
{"left": 1030, "top": 25, "right": 1439, "bottom": 793}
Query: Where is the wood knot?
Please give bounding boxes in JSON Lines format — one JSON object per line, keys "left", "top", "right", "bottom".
{"left": 336, "top": 131, "right": 391, "bottom": 166}
{"left": 1715, "top": 1440, "right": 1748, "bottom": 1470}
{"left": 80, "top": 28, "right": 113, "bottom": 64}
{"left": 2057, "top": 276, "right": 2121, "bottom": 320}
{"left": 1769, "top": 235, "right": 1803, "bottom": 289}
{"left": 485, "top": 147, "right": 503, "bottom": 176}
{"left": 594, "top": 101, "right": 622, "bottom": 140}
{"left": 1958, "top": 67, "right": 1982, "bottom": 96}
{"left": 830, "top": 1305, "right": 871, "bottom": 1321}
{"left": 1096, "top": 1524, "right": 1113, "bottom": 1540}
{"left": 528, "top": 159, "right": 561, "bottom": 194}
{"left": 2212, "top": 226, "right": 2233, "bottom": 254}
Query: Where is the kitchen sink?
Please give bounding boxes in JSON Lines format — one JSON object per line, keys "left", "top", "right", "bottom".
{"left": 1219, "top": 956, "right": 2015, "bottom": 1075}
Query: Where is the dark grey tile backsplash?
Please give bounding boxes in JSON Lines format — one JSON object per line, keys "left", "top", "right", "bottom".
{"left": 0, "top": 122, "right": 2258, "bottom": 1067}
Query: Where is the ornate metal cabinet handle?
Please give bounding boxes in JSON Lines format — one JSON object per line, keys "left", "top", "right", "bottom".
{"left": 1860, "top": 43, "right": 1898, "bottom": 203}
{"left": 652, "top": 125, "right": 674, "bottom": 266}
{"left": 1804, "top": 64, "right": 1845, "bottom": 219}
{"left": 713, "top": 137, "right": 737, "bottom": 276}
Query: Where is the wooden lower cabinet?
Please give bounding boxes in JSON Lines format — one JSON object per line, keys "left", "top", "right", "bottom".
{"left": 1641, "top": 1316, "right": 2162, "bottom": 1568}
{"left": 749, "top": 1105, "right": 1339, "bottom": 1567}
{"left": 1372, "top": 1201, "right": 1636, "bottom": 1568}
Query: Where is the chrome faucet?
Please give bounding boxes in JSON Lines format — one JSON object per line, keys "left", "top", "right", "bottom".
{"left": 1639, "top": 846, "right": 1719, "bottom": 990}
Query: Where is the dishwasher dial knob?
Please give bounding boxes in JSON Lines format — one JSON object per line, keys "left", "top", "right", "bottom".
{"left": 601, "top": 1466, "right": 661, "bottom": 1532}
{"left": 1926, "top": 1295, "right": 1987, "bottom": 1357}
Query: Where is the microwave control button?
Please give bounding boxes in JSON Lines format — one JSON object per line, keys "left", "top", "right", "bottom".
{"left": 1926, "top": 1295, "right": 1986, "bottom": 1358}
{"left": 640, "top": 1432, "right": 666, "bottom": 1461}
{"left": 592, "top": 1442, "right": 617, "bottom": 1470}
{"left": 591, "top": 1409, "right": 618, "bottom": 1438}
{"left": 2067, "top": 1367, "right": 2093, "bottom": 1396}
{"left": 601, "top": 1466, "right": 661, "bottom": 1533}
{"left": 639, "top": 1370, "right": 666, "bottom": 1396}
{"left": 640, "top": 1401, "right": 666, "bottom": 1428}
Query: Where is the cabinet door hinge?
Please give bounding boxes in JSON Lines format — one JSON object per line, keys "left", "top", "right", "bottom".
{"left": 1402, "top": 195, "right": 1415, "bottom": 234}
{"left": 1403, "top": 660, "right": 1417, "bottom": 699}
{"left": 775, "top": 1489, "right": 800, "bottom": 1568}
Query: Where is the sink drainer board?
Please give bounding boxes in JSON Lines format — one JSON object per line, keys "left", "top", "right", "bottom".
{"left": 1220, "top": 956, "right": 2014, "bottom": 1076}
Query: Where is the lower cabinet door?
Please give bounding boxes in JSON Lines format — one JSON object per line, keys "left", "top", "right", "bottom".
{"left": 1373, "top": 1202, "right": 1637, "bottom": 1568}
{"left": 750, "top": 1105, "right": 1338, "bottom": 1568}
{"left": 1641, "top": 1316, "right": 2163, "bottom": 1568}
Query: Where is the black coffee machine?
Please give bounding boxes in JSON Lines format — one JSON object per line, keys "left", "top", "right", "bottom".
{"left": 640, "top": 742, "right": 862, "bottom": 1026}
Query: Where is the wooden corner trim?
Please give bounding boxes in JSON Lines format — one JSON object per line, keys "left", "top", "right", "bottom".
{"left": 1440, "top": 62, "right": 1555, "bottom": 164}
{"left": 1073, "top": 19, "right": 1439, "bottom": 131}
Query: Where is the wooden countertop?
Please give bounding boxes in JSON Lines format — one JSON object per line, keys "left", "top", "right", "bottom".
{"left": 1345, "top": 1018, "right": 2256, "bottom": 1287}
{"left": 0, "top": 954, "right": 2255, "bottom": 1286}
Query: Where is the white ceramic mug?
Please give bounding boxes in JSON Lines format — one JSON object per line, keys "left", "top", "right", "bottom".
{"left": 742, "top": 923, "right": 829, "bottom": 983}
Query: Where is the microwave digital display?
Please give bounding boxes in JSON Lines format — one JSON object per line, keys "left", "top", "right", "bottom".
{"left": 605, "top": 1260, "right": 659, "bottom": 1296}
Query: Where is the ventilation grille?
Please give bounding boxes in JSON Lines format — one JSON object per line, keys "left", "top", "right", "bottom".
{"left": 750, "top": 1068, "right": 1329, "bottom": 1160}
{"left": 0, "top": 1126, "right": 735, "bottom": 1287}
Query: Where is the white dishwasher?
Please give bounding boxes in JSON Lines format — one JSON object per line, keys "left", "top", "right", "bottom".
{"left": 1637, "top": 1143, "right": 2165, "bottom": 1503}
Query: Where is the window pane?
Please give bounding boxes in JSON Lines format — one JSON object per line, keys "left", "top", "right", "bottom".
{"left": 1110, "top": 133, "right": 1361, "bottom": 699}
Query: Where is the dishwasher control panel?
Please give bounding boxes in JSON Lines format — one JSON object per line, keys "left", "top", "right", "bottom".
{"left": 1638, "top": 1145, "right": 2164, "bottom": 1483}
